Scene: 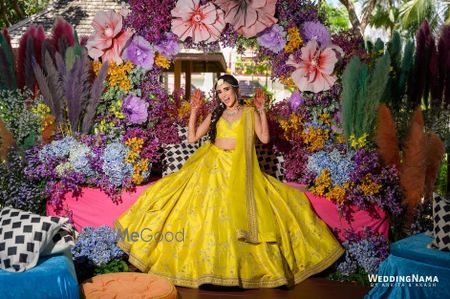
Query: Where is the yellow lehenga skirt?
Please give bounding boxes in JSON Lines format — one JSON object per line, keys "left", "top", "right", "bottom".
{"left": 115, "top": 141, "right": 344, "bottom": 288}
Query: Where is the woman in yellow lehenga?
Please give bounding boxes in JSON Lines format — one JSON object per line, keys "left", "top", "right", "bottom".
{"left": 115, "top": 74, "right": 344, "bottom": 288}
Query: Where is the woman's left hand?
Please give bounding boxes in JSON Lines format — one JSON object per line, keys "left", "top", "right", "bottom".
{"left": 254, "top": 88, "right": 266, "bottom": 110}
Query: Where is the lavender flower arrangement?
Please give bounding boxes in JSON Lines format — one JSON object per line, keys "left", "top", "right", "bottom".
{"left": 257, "top": 24, "right": 287, "bottom": 53}
{"left": 72, "top": 226, "right": 125, "bottom": 266}
{"left": 331, "top": 228, "right": 389, "bottom": 285}
{"left": 0, "top": 149, "right": 46, "bottom": 214}
{"left": 301, "top": 21, "right": 331, "bottom": 48}
{"left": 123, "top": 35, "right": 155, "bottom": 70}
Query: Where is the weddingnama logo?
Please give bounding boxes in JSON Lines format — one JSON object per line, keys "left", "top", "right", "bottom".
{"left": 368, "top": 274, "right": 439, "bottom": 288}
{"left": 116, "top": 227, "right": 185, "bottom": 243}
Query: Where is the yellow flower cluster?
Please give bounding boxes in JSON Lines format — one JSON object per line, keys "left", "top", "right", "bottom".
{"left": 125, "top": 137, "right": 149, "bottom": 185}
{"left": 92, "top": 60, "right": 133, "bottom": 91}
{"left": 279, "top": 113, "right": 303, "bottom": 141}
{"left": 350, "top": 133, "right": 368, "bottom": 149}
{"left": 360, "top": 174, "right": 381, "bottom": 196}
{"left": 327, "top": 186, "right": 346, "bottom": 205}
{"left": 109, "top": 100, "right": 125, "bottom": 119}
{"left": 132, "top": 159, "right": 149, "bottom": 185}
{"left": 178, "top": 101, "right": 191, "bottom": 120}
{"left": 155, "top": 53, "right": 171, "bottom": 69}
{"left": 335, "top": 134, "right": 346, "bottom": 144}
{"left": 311, "top": 170, "right": 347, "bottom": 205}
{"left": 279, "top": 76, "right": 297, "bottom": 89}
{"left": 32, "top": 103, "right": 51, "bottom": 119}
{"left": 311, "top": 169, "right": 332, "bottom": 196}
{"left": 125, "top": 137, "right": 144, "bottom": 164}
{"left": 95, "top": 119, "right": 116, "bottom": 133}
{"left": 302, "top": 127, "right": 329, "bottom": 151}
{"left": 319, "top": 113, "right": 331, "bottom": 125}
{"left": 284, "top": 27, "right": 303, "bottom": 54}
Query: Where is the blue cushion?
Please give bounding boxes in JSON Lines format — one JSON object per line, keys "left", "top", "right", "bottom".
{"left": 365, "top": 254, "right": 450, "bottom": 299}
{"left": 390, "top": 233, "right": 450, "bottom": 269}
{"left": 0, "top": 252, "right": 79, "bottom": 299}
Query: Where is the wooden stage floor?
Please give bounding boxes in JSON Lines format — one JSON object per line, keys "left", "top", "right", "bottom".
{"left": 176, "top": 277, "right": 371, "bottom": 299}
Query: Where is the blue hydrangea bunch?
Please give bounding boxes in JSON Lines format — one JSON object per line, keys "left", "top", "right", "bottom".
{"left": 39, "top": 136, "right": 78, "bottom": 160}
{"left": 101, "top": 141, "right": 133, "bottom": 187}
{"left": 307, "top": 149, "right": 355, "bottom": 186}
{"left": 72, "top": 226, "right": 125, "bottom": 266}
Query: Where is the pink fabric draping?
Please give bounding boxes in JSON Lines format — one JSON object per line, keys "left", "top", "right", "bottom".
{"left": 46, "top": 183, "right": 155, "bottom": 232}
{"left": 287, "top": 182, "right": 389, "bottom": 241}
{"left": 47, "top": 180, "right": 389, "bottom": 240}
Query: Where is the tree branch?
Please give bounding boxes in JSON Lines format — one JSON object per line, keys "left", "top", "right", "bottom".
{"left": 361, "top": 0, "right": 378, "bottom": 33}
{"left": 338, "top": 0, "right": 363, "bottom": 39}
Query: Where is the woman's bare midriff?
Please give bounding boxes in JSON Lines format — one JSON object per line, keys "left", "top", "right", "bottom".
{"left": 215, "top": 138, "right": 236, "bottom": 151}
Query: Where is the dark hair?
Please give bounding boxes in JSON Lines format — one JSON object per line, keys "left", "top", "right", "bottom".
{"left": 208, "top": 74, "right": 242, "bottom": 143}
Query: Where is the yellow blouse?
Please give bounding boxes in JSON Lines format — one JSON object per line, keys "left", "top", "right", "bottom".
{"left": 216, "top": 115, "right": 243, "bottom": 139}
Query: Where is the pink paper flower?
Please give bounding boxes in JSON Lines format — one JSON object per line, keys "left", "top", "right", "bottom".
{"left": 286, "top": 40, "right": 343, "bottom": 93}
{"left": 214, "top": 0, "right": 277, "bottom": 38}
{"left": 171, "top": 0, "right": 225, "bottom": 43}
{"left": 86, "top": 10, "right": 133, "bottom": 64}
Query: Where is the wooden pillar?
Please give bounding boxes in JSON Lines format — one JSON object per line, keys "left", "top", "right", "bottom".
{"left": 185, "top": 61, "right": 192, "bottom": 100}
{"left": 174, "top": 59, "right": 181, "bottom": 92}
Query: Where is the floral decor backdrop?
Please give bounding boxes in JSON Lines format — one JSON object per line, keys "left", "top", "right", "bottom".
{"left": 0, "top": 0, "right": 448, "bottom": 285}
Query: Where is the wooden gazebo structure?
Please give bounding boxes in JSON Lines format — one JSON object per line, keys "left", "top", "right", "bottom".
{"left": 168, "top": 52, "right": 227, "bottom": 99}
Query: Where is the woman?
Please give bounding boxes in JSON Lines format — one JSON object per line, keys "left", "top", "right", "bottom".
{"left": 115, "top": 74, "right": 344, "bottom": 288}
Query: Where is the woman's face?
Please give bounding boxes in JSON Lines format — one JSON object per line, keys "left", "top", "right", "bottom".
{"left": 216, "top": 81, "right": 238, "bottom": 108}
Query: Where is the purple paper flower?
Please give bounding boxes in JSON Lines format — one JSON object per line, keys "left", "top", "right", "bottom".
{"left": 301, "top": 21, "right": 331, "bottom": 48}
{"left": 155, "top": 33, "right": 180, "bottom": 58}
{"left": 289, "top": 90, "right": 304, "bottom": 111}
{"left": 123, "top": 35, "right": 155, "bottom": 70}
{"left": 256, "top": 24, "right": 287, "bottom": 53}
{"left": 122, "top": 94, "right": 149, "bottom": 124}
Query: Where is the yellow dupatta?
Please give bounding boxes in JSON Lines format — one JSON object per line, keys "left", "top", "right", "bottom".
{"left": 228, "top": 107, "right": 278, "bottom": 244}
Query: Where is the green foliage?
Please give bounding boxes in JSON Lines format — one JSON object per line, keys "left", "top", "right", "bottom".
{"left": 341, "top": 56, "right": 362, "bottom": 138}
{"left": 0, "top": 0, "right": 50, "bottom": 28}
{"left": 0, "top": 32, "right": 17, "bottom": 90}
{"left": 319, "top": 1, "right": 350, "bottom": 33}
{"left": 94, "top": 259, "right": 129, "bottom": 275}
{"left": 436, "top": 155, "right": 448, "bottom": 198}
{"left": 341, "top": 53, "right": 391, "bottom": 139}
{"left": 0, "top": 89, "right": 42, "bottom": 148}
{"left": 365, "top": 53, "right": 391, "bottom": 130}
{"left": 328, "top": 266, "right": 370, "bottom": 286}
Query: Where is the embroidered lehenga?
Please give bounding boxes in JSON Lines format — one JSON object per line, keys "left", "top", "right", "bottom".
{"left": 115, "top": 107, "right": 344, "bottom": 288}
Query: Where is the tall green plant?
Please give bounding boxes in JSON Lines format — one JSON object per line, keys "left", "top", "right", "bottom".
{"left": 341, "top": 53, "right": 391, "bottom": 139}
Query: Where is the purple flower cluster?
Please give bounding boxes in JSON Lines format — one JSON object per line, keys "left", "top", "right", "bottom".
{"left": 283, "top": 144, "right": 309, "bottom": 182}
{"left": 257, "top": 24, "right": 287, "bottom": 53}
{"left": 0, "top": 149, "right": 45, "bottom": 214}
{"left": 336, "top": 228, "right": 389, "bottom": 277}
{"left": 346, "top": 149, "right": 403, "bottom": 218}
{"left": 125, "top": 0, "right": 176, "bottom": 44}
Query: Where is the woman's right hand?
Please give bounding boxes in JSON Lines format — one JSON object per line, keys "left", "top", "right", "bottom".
{"left": 190, "top": 89, "right": 203, "bottom": 111}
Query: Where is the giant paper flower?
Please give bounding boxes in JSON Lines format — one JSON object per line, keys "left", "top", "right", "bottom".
{"left": 86, "top": 10, "right": 133, "bottom": 64}
{"left": 256, "top": 24, "right": 286, "bottom": 53}
{"left": 123, "top": 35, "right": 155, "bottom": 70}
{"left": 286, "top": 40, "right": 343, "bottom": 93}
{"left": 171, "top": 0, "right": 225, "bottom": 43}
{"left": 122, "top": 94, "right": 149, "bottom": 124}
{"left": 214, "top": 0, "right": 277, "bottom": 38}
